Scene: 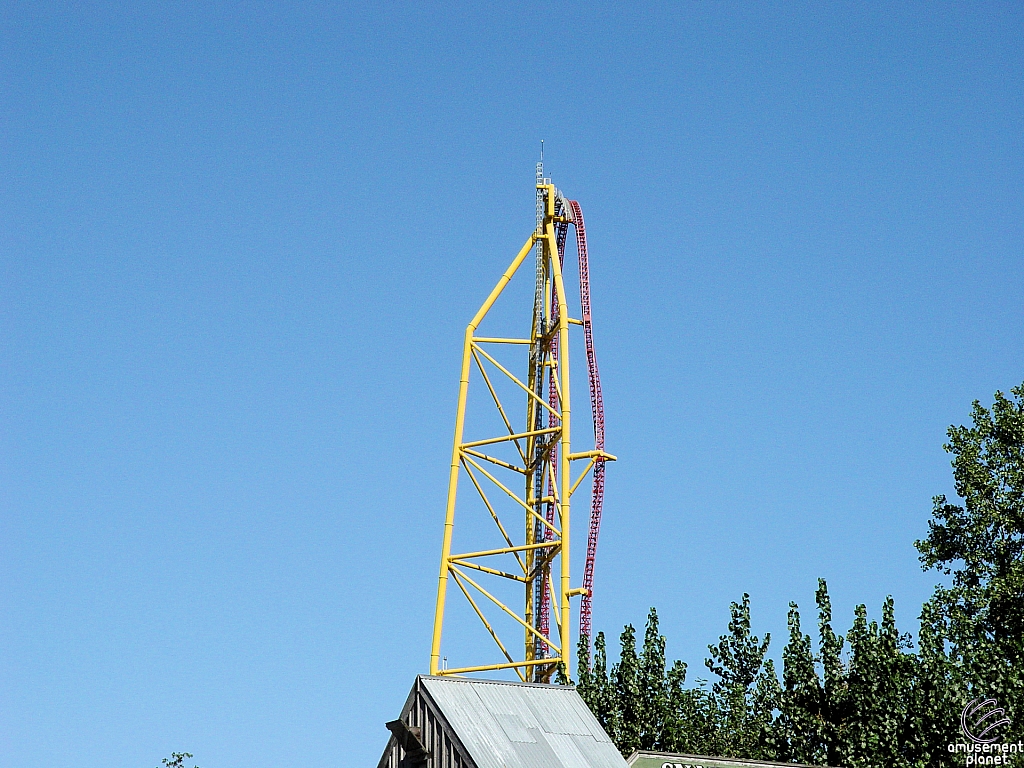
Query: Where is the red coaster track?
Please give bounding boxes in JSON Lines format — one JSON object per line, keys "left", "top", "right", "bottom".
{"left": 539, "top": 198, "right": 606, "bottom": 646}
{"left": 566, "top": 200, "right": 606, "bottom": 641}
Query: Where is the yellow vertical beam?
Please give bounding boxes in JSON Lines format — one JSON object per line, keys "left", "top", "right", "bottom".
{"left": 543, "top": 183, "right": 573, "bottom": 674}
{"left": 539, "top": 224, "right": 553, "bottom": 680}
{"left": 430, "top": 232, "right": 538, "bottom": 676}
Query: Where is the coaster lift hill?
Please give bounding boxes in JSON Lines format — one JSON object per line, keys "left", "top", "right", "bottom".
{"left": 429, "top": 159, "right": 615, "bottom": 683}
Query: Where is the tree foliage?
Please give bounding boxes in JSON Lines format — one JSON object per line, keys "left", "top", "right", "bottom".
{"left": 916, "top": 383, "right": 1024, "bottom": 748}
{"left": 579, "top": 590, "right": 958, "bottom": 766}
{"left": 158, "top": 754, "right": 199, "bottom": 768}
{"left": 575, "top": 383, "right": 1024, "bottom": 766}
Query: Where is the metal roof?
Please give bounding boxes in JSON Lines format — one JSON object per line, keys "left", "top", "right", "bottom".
{"left": 419, "top": 676, "right": 629, "bottom": 768}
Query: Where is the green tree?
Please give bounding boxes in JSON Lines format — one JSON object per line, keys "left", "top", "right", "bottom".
{"left": 593, "top": 590, "right": 943, "bottom": 766}
{"left": 589, "top": 631, "right": 618, "bottom": 740}
{"left": 613, "top": 624, "right": 642, "bottom": 755}
{"left": 593, "top": 590, "right": 937, "bottom": 766}
{"left": 638, "top": 608, "right": 668, "bottom": 750}
{"left": 577, "top": 633, "right": 594, "bottom": 703}
{"left": 815, "top": 580, "right": 847, "bottom": 766}
{"left": 158, "top": 754, "right": 198, "bottom": 768}
{"left": 705, "top": 594, "right": 779, "bottom": 761}
{"left": 582, "top": 386, "right": 1024, "bottom": 764}
{"left": 749, "top": 658, "right": 784, "bottom": 760}
{"left": 661, "top": 659, "right": 691, "bottom": 751}
{"left": 916, "top": 384, "right": 1024, "bottom": 750}
{"left": 842, "top": 598, "right": 916, "bottom": 767}
{"left": 905, "top": 599, "right": 965, "bottom": 767}
{"left": 779, "top": 602, "right": 824, "bottom": 765}
{"left": 555, "top": 659, "right": 571, "bottom": 685}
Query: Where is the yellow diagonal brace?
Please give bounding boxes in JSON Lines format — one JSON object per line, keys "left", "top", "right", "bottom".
{"left": 450, "top": 569, "right": 524, "bottom": 681}
{"left": 471, "top": 348, "right": 527, "bottom": 464}
{"left": 461, "top": 459, "right": 526, "bottom": 573}
{"left": 526, "top": 433, "right": 560, "bottom": 475}
{"left": 528, "top": 541, "right": 560, "bottom": 581}
{"left": 463, "top": 455, "right": 560, "bottom": 537}
{"left": 462, "top": 426, "right": 560, "bottom": 450}
{"left": 451, "top": 566, "right": 560, "bottom": 654}
{"left": 463, "top": 448, "right": 525, "bottom": 474}
{"left": 569, "top": 458, "right": 597, "bottom": 497}
{"left": 450, "top": 559, "right": 526, "bottom": 582}
{"left": 548, "top": 575, "right": 562, "bottom": 637}
{"left": 473, "top": 343, "right": 561, "bottom": 419}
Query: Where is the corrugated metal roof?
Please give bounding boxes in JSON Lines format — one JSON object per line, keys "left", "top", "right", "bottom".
{"left": 420, "top": 676, "right": 628, "bottom": 768}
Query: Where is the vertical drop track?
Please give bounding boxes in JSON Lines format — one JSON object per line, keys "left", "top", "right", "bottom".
{"left": 550, "top": 197, "right": 606, "bottom": 645}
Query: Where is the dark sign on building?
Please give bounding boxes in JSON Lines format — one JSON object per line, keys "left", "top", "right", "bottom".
{"left": 628, "top": 751, "right": 830, "bottom": 768}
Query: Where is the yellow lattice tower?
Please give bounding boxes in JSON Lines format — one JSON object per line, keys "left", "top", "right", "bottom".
{"left": 429, "top": 170, "right": 614, "bottom": 682}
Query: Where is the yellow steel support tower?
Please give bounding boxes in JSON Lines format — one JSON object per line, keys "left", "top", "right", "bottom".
{"left": 429, "top": 172, "right": 609, "bottom": 682}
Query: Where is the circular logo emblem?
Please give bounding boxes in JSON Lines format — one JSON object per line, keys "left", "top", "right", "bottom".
{"left": 961, "top": 697, "right": 1011, "bottom": 743}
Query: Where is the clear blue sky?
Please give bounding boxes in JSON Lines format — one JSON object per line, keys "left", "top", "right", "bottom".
{"left": 2, "top": 2, "right": 1022, "bottom": 766}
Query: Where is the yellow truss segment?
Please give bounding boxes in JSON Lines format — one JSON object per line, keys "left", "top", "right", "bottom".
{"left": 462, "top": 448, "right": 526, "bottom": 474}
{"left": 449, "top": 540, "right": 559, "bottom": 560}
{"left": 450, "top": 568, "right": 522, "bottom": 678}
{"left": 473, "top": 343, "right": 561, "bottom": 419}
{"left": 449, "top": 565, "right": 561, "bottom": 653}
{"left": 460, "top": 454, "right": 561, "bottom": 537}
{"left": 430, "top": 183, "right": 587, "bottom": 681}
{"left": 461, "top": 426, "right": 559, "bottom": 450}
{"left": 470, "top": 348, "right": 527, "bottom": 463}
{"left": 441, "top": 658, "right": 556, "bottom": 676}
{"left": 459, "top": 459, "right": 527, "bottom": 572}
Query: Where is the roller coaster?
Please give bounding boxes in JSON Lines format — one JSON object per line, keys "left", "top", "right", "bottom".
{"left": 429, "top": 161, "right": 614, "bottom": 682}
